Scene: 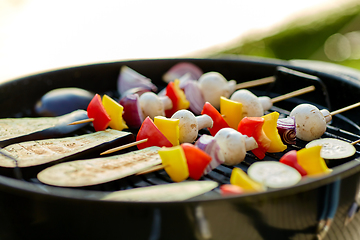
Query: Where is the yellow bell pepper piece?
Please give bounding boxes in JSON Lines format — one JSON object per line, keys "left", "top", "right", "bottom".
{"left": 230, "top": 167, "right": 265, "bottom": 192}
{"left": 158, "top": 146, "right": 189, "bottom": 182}
{"left": 220, "top": 96, "right": 243, "bottom": 129}
{"left": 262, "top": 112, "right": 287, "bottom": 153}
{"left": 154, "top": 116, "right": 180, "bottom": 146}
{"left": 174, "top": 79, "right": 190, "bottom": 110}
{"left": 297, "top": 145, "right": 332, "bottom": 176}
{"left": 102, "top": 94, "right": 128, "bottom": 131}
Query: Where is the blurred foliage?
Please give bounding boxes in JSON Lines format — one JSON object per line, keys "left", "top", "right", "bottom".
{"left": 209, "top": 2, "right": 360, "bottom": 70}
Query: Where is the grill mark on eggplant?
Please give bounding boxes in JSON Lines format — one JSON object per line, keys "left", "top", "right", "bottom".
{"left": 0, "top": 110, "right": 90, "bottom": 147}
{"left": 0, "top": 129, "right": 133, "bottom": 168}
{"left": 37, "top": 147, "right": 161, "bottom": 187}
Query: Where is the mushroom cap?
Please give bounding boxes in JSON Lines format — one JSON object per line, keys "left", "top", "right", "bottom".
{"left": 214, "top": 128, "right": 247, "bottom": 165}
{"left": 139, "top": 92, "right": 165, "bottom": 120}
{"left": 230, "top": 89, "right": 264, "bottom": 118}
{"left": 198, "top": 72, "right": 236, "bottom": 109}
{"left": 171, "top": 110, "right": 198, "bottom": 143}
{"left": 289, "top": 103, "right": 327, "bottom": 141}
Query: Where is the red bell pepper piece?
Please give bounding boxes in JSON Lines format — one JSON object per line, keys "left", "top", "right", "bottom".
{"left": 201, "top": 102, "right": 229, "bottom": 136}
{"left": 181, "top": 143, "right": 212, "bottom": 180}
{"left": 136, "top": 117, "right": 173, "bottom": 150}
{"left": 220, "top": 184, "right": 244, "bottom": 196}
{"left": 279, "top": 150, "right": 307, "bottom": 176}
{"left": 164, "top": 80, "right": 190, "bottom": 117}
{"left": 165, "top": 82, "right": 179, "bottom": 117}
{"left": 87, "top": 94, "right": 111, "bottom": 131}
{"left": 238, "top": 117, "right": 271, "bottom": 159}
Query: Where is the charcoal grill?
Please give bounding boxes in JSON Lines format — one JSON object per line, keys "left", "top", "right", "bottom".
{"left": 1, "top": 56, "right": 360, "bottom": 240}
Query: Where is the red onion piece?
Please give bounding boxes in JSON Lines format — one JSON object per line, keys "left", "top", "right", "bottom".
{"left": 119, "top": 94, "right": 145, "bottom": 129}
{"left": 162, "top": 62, "right": 203, "bottom": 83}
{"left": 182, "top": 80, "right": 205, "bottom": 115}
{"left": 120, "top": 87, "right": 151, "bottom": 99}
{"left": 277, "top": 117, "right": 296, "bottom": 145}
{"left": 195, "top": 135, "right": 225, "bottom": 175}
{"left": 117, "top": 66, "right": 157, "bottom": 96}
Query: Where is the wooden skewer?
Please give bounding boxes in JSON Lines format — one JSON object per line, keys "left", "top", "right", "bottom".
{"left": 351, "top": 139, "right": 360, "bottom": 145}
{"left": 136, "top": 164, "right": 166, "bottom": 175}
{"left": 100, "top": 138, "right": 148, "bottom": 155}
{"left": 330, "top": 102, "right": 360, "bottom": 116}
{"left": 235, "top": 76, "right": 275, "bottom": 90}
{"left": 271, "top": 85, "right": 315, "bottom": 103}
{"left": 68, "top": 118, "right": 94, "bottom": 125}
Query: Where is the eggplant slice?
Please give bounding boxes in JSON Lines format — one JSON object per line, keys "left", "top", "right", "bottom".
{"left": 37, "top": 147, "right": 161, "bottom": 187}
{"left": 0, "top": 129, "right": 133, "bottom": 168}
{"left": 0, "top": 110, "right": 90, "bottom": 147}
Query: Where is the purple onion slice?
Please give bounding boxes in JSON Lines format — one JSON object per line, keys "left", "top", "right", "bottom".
{"left": 277, "top": 117, "right": 296, "bottom": 145}
{"left": 117, "top": 66, "right": 157, "bottom": 96}
{"left": 119, "top": 94, "right": 144, "bottom": 129}
{"left": 162, "top": 62, "right": 203, "bottom": 83}
{"left": 195, "top": 135, "right": 225, "bottom": 175}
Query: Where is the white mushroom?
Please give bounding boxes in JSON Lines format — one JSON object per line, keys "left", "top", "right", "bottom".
{"left": 198, "top": 72, "right": 236, "bottom": 109}
{"left": 214, "top": 128, "right": 258, "bottom": 166}
{"left": 289, "top": 103, "right": 332, "bottom": 141}
{"left": 139, "top": 92, "right": 172, "bottom": 120}
{"left": 258, "top": 96, "right": 273, "bottom": 112}
{"left": 230, "top": 89, "right": 264, "bottom": 118}
{"left": 171, "top": 110, "right": 213, "bottom": 143}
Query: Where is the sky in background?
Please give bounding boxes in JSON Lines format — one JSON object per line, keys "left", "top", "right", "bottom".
{"left": 0, "top": 0, "right": 353, "bottom": 82}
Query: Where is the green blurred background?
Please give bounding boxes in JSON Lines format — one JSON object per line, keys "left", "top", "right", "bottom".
{"left": 206, "top": 1, "right": 360, "bottom": 70}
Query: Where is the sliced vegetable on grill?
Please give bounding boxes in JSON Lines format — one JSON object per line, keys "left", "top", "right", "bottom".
{"left": 34, "top": 87, "right": 95, "bottom": 117}
{"left": 201, "top": 102, "right": 229, "bottom": 136}
{"left": 277, "top": 117, "right": 296, "bottom": 145}
{"left": 296, "top": 145, "right": 332, "bottom": 176}
{"left": 37, "top": 147, "right": 161, "bottom": 187}
{"left": 214, "top": 128, "right": 258, "bottom": 165}
{"left": 230, "top": 86, "right": 315, "bottom": 118}
{"left": 158, "top": 145, "right": 189, "bottom": 182}
{"left": 262, "top": 111, "right": 287, "bottom": 153}
{"left": 238, "top": 117, "right": 271, "bottom": 159}
{"left": 162, "top": 62, "right": 203, "bottom": 83}
{"left": 117, "top": 65, "right": 157, "bottom": 96}
{"left": 194, "top": 134, "right": 225, "bottom": 175}
{"left": 102, "top": 94, "right": 128, "bottom": 131}
{"left": 154, "top": 116, "right": 180, "bottom": 146}
{"left": 290, "top": 102, "right": 360, "bottom": 141}
{"left": 0, "top": 110, "right": 90, "bottom": 147}
{"left": 247, "top": 161, "right": 302, "bottom": 188}
{"left": 101, "top": 180, "right": 218, "bottom": 202}
{"left": 230, "top": 167, "right": 266, "bottom": 192}
{"left": 220, "top": 184, "right": 245, "bottom": 196}
{"left": 198, "top": 72, "right": 237, "bottom": 110}
{"left": 305, "top": 138, "right": 356, "bottom": 159}
{"left": 181, "top": 143, "right": 212, "bottom": 180}
{"left": 0, "top": 129, "right": 134, "bottom": 168}
{"left": 279, "top": 150, "right": 307, "bottom": 176}
{"left": 87, "top": 94, "right": 111, "bottom": 131}
{"left": 119, "top": 93, "right": 144, "bottom": 129}
{"left": 135, "top": 117, "right": 173, "bottom": 150}
{"left": 220, "top": 96, "right": 243, "bottom": 129}
{"left": 164, "top": 79, "right": 190, "bottom": 117}
{"left": 139, "top": 92, "right": 173, "bottom": 120}
{"left": 171, "top": 109, "right": 213, "bottom": 144}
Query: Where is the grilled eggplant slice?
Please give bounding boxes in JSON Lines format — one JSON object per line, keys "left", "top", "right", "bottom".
{"left": 101, "top": 181, "right": 218, "bottom": 202}
{"left": 38, "top": 147, "right": 161, "bottom": 187}
{"left": 0, "top": 129, "right": 134, "bottom": 169}
{"left": 0, "top": 110, "right": 90, "bottom": 147}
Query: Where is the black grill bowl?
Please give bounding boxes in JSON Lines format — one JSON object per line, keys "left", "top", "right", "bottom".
{"left": 1, "top": 57, "right": 360, "bottom": 240}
